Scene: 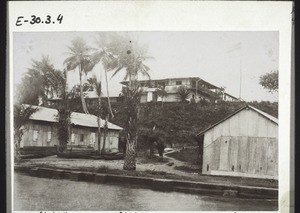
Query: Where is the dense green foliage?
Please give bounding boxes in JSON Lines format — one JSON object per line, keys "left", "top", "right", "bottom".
{"left": 259, "top": 70, "right": 278, "bottom": 93}
{"left": 77, "top": 100, "right": 278, "bottom": 149}
{"left": 65, "top": 100, "right": 278, "bottom": 150}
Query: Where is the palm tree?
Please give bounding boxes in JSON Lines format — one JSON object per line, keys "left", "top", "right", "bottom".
{"left": 155, "top": 88, "right": 168, "bottom": 107}
{"left": 91, "top": 32, "right": 117, "bottom": 118}
{"left": 54, "top": 69, "right": 72, "bottom": 153}
{"left": 177, "top": 86, "right": 190, "bottom": 102}
{"left": 109, "top": 34, "right": 152, "bottom": 170}
{"left": 17, "top": 55, "right": 60, "bottom": 105}
{"left": 119, "top": 86, "right": 143, "bottom": 169}
{"left": 64, "top": 37, "right": 95, "bottom": 114}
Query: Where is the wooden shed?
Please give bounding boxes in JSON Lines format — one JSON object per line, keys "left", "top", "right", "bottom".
{"left": 197, "top": 105, "right": 278, "bottom": 179}
{"left": 20, "top": 105, "right": 123, "bottom": 153}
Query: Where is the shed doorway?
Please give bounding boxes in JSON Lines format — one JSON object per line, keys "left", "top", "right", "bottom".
{"left": 219, "top": 139, "right": 229, "bottom": 170}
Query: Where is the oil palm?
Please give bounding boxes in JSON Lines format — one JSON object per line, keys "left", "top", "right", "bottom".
{"left": 109, "top": 34, "right": 152, "bottom": 170}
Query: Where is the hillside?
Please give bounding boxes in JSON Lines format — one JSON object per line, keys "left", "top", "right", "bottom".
{"left": 109, "top": 101, "right": 278, "bottom": 149}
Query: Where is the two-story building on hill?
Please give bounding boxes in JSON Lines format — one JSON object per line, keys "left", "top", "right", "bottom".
{"left": 121, "top": 77, "right": 238, "bottom": 103}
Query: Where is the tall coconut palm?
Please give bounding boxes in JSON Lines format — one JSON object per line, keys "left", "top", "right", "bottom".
{"left": 64, "top": 37, "right": 95, "bottom": 114}
{"left": 91, "top": 32, "right": 117, "bottom": 119}
{"left": 109, "top": 34, "right": 152, "bottom": 170}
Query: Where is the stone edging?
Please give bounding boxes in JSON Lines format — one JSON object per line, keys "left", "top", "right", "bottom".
{"left": 14, "top": 166, "right": 278, "bottom": 200}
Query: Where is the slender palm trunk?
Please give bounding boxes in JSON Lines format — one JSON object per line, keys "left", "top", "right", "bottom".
{"left": 97, "top": 96, "right": 102, "bottom": 154}
{"left": 79, "top": 65, "right": 89, "bottom": 114}
{"left": 104, "top": 68, "right": 114, "bottom": 118}
{"left": 102, "top": 114, "right": 109, "bottom": 153}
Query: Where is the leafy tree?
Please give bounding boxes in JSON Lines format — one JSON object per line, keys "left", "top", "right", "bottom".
{"left": 14, "top": 105, "right": 37, "bottom": 161}
{"left": 177, "top": 86, "right": 190, "bottom": 102}
{"left": 259, "top": 70, "right": 278, "bottom": 93}
{"left": 137, "top": 125, "right": 157, "bottom": 158}
{"left": 64, "top": 37, "right": 95, "bottom": 114}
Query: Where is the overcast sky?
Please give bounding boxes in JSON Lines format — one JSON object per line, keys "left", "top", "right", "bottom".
{"left": 13, "top": 31, "right": 278, "bottom": 102}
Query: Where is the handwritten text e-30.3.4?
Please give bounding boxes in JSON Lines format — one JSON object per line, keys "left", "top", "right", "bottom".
{"left": 16, "top": 14, "right": 63, "bottom": 26}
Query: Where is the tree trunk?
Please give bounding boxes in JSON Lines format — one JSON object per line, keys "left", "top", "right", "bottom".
{"left": 14, "top": 133, "right": 22, "bottom": 162}
{"left": 101, "top": 115, "right": 108, "bottom": 154}
{"left": 123, "top": 137, "right": 137, "bottom": 170}
{"left": 123, "top": 75, "right": 138, "bottom": 170}
{"left": 97, "top": 97, "right": 102, "bottom": 154}
{"left": 79, "top": 65, "right": 89, "bottom": 114}
{"left": 104, "top": 68, "right": 114, "bottom": 118}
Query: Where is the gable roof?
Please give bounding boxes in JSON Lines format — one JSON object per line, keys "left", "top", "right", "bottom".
{"left": 196, "top": 105, "right": 278, "bottom": 136}
{"left": 23, "top": 105, "right": 123, "bottom": 130}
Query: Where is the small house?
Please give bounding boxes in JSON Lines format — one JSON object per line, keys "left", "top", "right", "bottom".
{"left": 197, "top": 105, "right": 278, "bottom": 179}
{"left": 20, "top": 105, "right": 123, "bottom": 153}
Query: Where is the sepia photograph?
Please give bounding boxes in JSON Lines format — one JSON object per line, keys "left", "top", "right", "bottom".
{"left": 8, "top": 1, "right": 293, "bottom": 213}
{"left": 13, "top": 31, "right": 279, "bottom": 211}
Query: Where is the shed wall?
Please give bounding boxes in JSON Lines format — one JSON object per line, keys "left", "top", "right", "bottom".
{"left": 202, "top": 136, "right": 277, "bottom": 179}
{"left": 203, "top": 109, "right": 278, "bottom": 147}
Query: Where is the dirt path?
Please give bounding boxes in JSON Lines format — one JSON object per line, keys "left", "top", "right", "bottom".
{"left": 18, "top": 154, "right": 199, "bottom": 178}
{"left": 16, "top": 155, "right": 277, "bottom": 188}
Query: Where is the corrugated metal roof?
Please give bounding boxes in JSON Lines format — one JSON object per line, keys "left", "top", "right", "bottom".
{"left": 197, "top": 105, "right": 278, "bottom": 136}
{"left": 24, "top": 105, "right": 123, "bottom": 130}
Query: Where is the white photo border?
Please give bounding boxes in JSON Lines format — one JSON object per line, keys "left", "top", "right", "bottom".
{"left": 8, "top": 1, "right": 293, "bottom": 213}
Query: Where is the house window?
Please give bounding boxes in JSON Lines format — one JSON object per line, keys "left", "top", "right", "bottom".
{"left": 90, "top": 132, "right": 96, "bottom": 145}
{"left": 47, "top": 131, "right": 52, "bottom": 142}
{"left": 71, "top": 133, "right": 75, "bottom": 144}
{"left": 33, "top": 130, "right": 39, "bottom": 142}
{"left": 176, "top": 81, "right": 182, "bottom": 85}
